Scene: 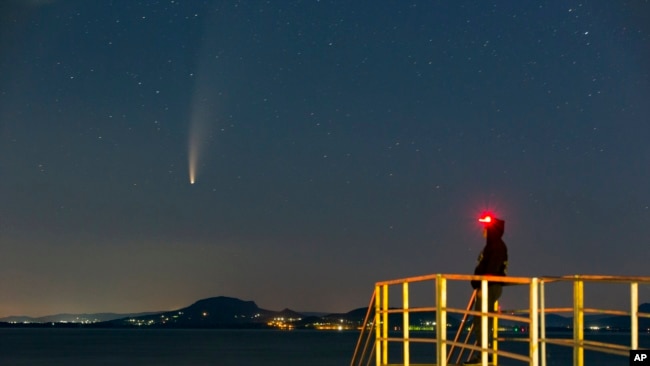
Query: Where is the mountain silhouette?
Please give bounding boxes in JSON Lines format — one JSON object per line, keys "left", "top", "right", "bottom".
{"left": 102, "top": 296, "right": 277, "bottom": 328}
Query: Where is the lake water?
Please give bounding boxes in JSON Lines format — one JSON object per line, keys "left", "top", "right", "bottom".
{"left": 0, "top": 328, "right": 647, "bottom": 365}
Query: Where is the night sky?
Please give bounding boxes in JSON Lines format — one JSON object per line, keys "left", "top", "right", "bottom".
{"left": 1, "top": 0, "right": 649, "bottom": 317}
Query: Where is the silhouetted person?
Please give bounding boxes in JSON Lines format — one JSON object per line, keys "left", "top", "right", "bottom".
{"left": 465, "top": 216, "right": 508, "bottom": 365}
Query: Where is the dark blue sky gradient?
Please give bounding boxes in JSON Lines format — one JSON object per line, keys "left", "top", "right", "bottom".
{"left": 1, "top": 0, "right": 649, "bottom": 316}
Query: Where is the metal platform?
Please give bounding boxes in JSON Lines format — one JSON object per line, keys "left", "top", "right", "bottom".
{"left": 350, "top": 273, "right": 650, "bottom": 366}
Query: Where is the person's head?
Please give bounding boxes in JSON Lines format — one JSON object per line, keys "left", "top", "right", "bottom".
{"left": 486, "top": 217, "right": 505, "bottom": 240}
{"left": 479, "top": 214, "right": 505, "bottom": 240}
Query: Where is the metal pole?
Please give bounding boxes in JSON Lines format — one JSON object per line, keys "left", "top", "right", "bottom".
{"left": 375, "top": 285, "right": 381, "bottom": 366}
{"left": 436, "top": 275, "right": 447, "bottom": 366}
{"left": 403, "top": 282, "right": 410, "bottom": 366}
{"left": 530, "top": 278, "right": 539, "bottom": 366}
{"left": 631, "top": 282, "right": 639, "bottom": 350}
{"left": 573, "top": 278, "right": 584, "bottom": 366}
{"left": 481, "top": 279, "right": 488, "bottom": 366}
{"left": 492, "top": 299, "right": 498, "bottom": 366}
{"left": 382, "top": 284, "right": 389, "bottom": 365}
{"left": 540, "top": 280, "right": 547, "bottom": 366}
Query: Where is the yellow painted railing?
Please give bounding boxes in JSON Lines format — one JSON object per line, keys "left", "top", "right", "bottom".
{"left": 350, "top": 273, "right": 650, "bottom": 366}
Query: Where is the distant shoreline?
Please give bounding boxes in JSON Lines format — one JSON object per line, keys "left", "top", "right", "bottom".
{"left": 1, "top": 322, "right": 645, "bottom": 334}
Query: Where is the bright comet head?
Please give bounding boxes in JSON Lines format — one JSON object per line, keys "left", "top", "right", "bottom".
{"left": 188, "top": 159, "right": 196, "bottom": 185}
{"left": 188, "top": 139, "right": 198, "bottom": 185}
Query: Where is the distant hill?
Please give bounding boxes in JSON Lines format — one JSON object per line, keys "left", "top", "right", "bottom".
{"left": 102, "top": 296, "right": 278, "bottom": 328}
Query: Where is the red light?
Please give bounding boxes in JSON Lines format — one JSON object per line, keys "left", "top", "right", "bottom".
{"left": 478, "top": 215, "right": 492, "bottom": 223}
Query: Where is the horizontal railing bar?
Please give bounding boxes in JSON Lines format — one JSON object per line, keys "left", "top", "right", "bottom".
{"left": 445, "top": 340, "right": 532, "bottom": 363}
{"left": 460, "top": 309, "right": 532, "bottom": 324}
{"left": 542, "top": 338, "right": 577, "bottom": 346}
{"left": 378, "top": 337, "right": 412, "bottom": 342}
{"left": 401, "top": 338, "right": 438, "bottom": 344}
{"left": 384, "top": 306, "right": 538, "bottom": 325}
{"left": 582, "top": 339, "right": 631, "bottom": 351}
{"left": 376, "top": 273, "right": 650, "bottom": 286}
{"left": 376, "top": 274, "right": 440, "bottom": 285}
{"left": 379, "top": 307, "right": 632, "bottom": 323}
{"left": 543, "top": 275, "right": 650, "bottom": 283}
{"left": 582, "top": 346, "right": 629, "bottom": 356}
{"left": 543, "top": 338, "right": 630, "bottom": 356}
{"left": 539, "top": 307, "right": 576, "bottom": 313}
{"left": 438, "top": 274, "right": 533, "bottom": 284}
{"left": 582, "top": 308, "right": 632, "bottom": 316}
{"left": 491, "top": 312, "right": 531, "bottom": 323}
{"left": 379, "top": 307, "right": 469, "bottom": 314}
{"left": 491, "top": 349, "right": 532, "bottom": 363}
{"left": 444, "top": 308, "right": 475, "bottom": 316}
{"left": 510, "top": 307, "right": 647, "bottom": 317}
{"left": 544, "top": 338, "right": 631, "bottom": 350}
{"left": 376, "top": 273, "right": 535, "bottom": 286}
{"left": 452, "top": 309, "right": 531, "bottom": 324}
{"left": 508, "top": 307, "right": 582, "bottom": 314}
{"left": 501, "top": 337, "right": 534, "bottom": 342}
{"left": 377, "top": 337, "right": 437, "bottom": 344}
{"left": 545, "top": 338, "right": 631, "bottom": 350}
{"left": 385, "top": 307, "right": 439, "bottom": 313}
{"left": 382, "top": 309, "right": 408, "bottom": 314}
{"left": 381, "top": 306, "right": 532, "bottom": 324}
{"left": 444, "top": 339, "right": 470, "bottom": 348}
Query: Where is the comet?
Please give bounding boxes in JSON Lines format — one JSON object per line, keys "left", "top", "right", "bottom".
{"left": 188, "top": 128, "right": 199, "bottom": 185}
{"left": 187, "top": 66, "right": 218, "bottom": 185}
{"left": 187, "top": 96, "right": 211, "bottom": 185}
{"left": 187, "top": 12, "right": 220, "bottom": 185}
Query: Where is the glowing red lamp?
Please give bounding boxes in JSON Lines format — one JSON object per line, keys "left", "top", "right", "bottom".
{"left": 478, "top": 214, "right": 493, "bottom": 224}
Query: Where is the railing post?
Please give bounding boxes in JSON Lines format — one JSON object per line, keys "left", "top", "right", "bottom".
{"left": 573, "top": 277, "right": 584, "bottom": 366}
{"left": 481, "top": 279, "right": 488, "bottom": 365}
{"left": 530, "top": 278, "right": 539, "bottom": 366}
{"left": 436, "top": 274, "right": 447, "bottom": 366}
{"left": 631, "top": 282, "right": 639, "bottom": 350}
{"left": 492, "top": 300, "right": 499, "bottom": 366}
{"left": 403, "top": 282, "right": 410, "bottom": 366}
{"left": 382, "top": 284, "right": 389, "bottom": 365}
{"left": 375, "top": 284, "right": 381, "bottom": 366}
{"left": 539, "top": 279, "right": 546, "bottom": 366}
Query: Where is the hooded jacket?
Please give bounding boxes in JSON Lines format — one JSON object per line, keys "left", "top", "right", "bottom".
{"left": 471, "top": 218, "right": 508, "bottom": 289}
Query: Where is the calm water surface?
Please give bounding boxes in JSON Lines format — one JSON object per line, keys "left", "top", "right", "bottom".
{"left": 0, "top": 328, "right": 647, "bottom": 365}
{"left": 0, "top": 329, "right": 356, "bottom": 366}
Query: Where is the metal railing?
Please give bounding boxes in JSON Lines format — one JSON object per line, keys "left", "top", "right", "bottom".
{"left": 538, "top": 275, "right": 650, "bottom": 366}
{"left": 350, "top": 273, "right": 650, "bottom": 366}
